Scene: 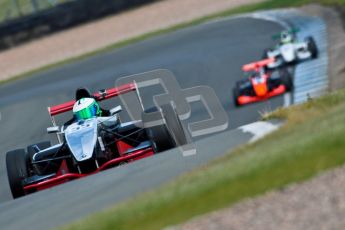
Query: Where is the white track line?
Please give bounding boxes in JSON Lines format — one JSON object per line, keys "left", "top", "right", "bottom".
{"left": 239, "top": 121, "right": 281, "bottom": 143}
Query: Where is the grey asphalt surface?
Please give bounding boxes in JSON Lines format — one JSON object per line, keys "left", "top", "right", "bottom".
{"left": 0, "top": 17, "right": 284, "bottom": 229}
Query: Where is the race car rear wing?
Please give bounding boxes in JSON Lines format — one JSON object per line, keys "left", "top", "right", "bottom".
{"left": 48, "top": 82, "right": 137, "bottom": 116}
{"left": 242, "top": 57, "right": 275, "bottom": 72}
{"left": 47, "top": 82, "right": 140, "bottom": 143}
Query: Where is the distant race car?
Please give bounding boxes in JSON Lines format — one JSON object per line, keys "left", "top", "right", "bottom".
{"left": 6, "top": 83, "right": 189, "bottom": 198}
{"left": 233, "top": 58, "right": 293, "bottom": 106}
{"left": 263, "top": 29, "right": 318, "bottom": 69}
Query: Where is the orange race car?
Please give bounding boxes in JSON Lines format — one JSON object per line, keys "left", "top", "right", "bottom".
{"left": 233, "top": 58, "right": 293, "bottom": 106}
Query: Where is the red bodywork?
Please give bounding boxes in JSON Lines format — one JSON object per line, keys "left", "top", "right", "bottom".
{"left": 24, "top": 148, "right": 154, "bottom": 193}
{"left": 23, "top": 83, "right": 154, "bottom": 194}
{"left": 236, "top": 58, "right": 287, "bottom": 106}
{"left": 237, "top": 85, "right": 286, "bottom": 105}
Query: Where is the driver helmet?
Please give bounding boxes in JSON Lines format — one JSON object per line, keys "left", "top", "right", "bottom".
{"left": 281, "top": 31, "right": 292, "bottom": 44}
{"left": 253, "top": 72, "right": 263, "bottom": 81}
{"left": 73, "top": 98, "right": 101, "bottom": 120}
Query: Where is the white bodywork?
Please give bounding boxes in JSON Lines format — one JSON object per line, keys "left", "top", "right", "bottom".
{"left": 266, "top": 41, "right": 312, "bottom": 68}
{"left": 64, "top": 118, "right": 98, "bottom": 162}
{"left": 63, "top": 115, "right": 121, "bottom": 162}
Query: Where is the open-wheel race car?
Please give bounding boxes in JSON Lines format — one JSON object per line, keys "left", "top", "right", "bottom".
{"left": 233, "top": 58, "right": 293, "bottom": 106}
{"left": 262, "top": 29, "right": 318, "bottom": 69}
{"left": 6, "top": 82, "right": 189, "bottom": 198}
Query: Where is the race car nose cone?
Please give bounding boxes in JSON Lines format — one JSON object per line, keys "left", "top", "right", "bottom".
{"left": 254, "top": 84, "right": 268, "bottom": 97}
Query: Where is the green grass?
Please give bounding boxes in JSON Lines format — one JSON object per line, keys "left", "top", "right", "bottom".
{"left": 59, "top": 87, "right": 345, "bottom": 230}
{"left": 3, "top": 0, "right": 345, "bottom": 85}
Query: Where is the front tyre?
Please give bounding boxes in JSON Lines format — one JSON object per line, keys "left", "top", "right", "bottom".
{"left": 6, "top": 149, "right": 28, "bottom": 198}
{"left": 233, "top": 87, "right": 240, "bottom": 107}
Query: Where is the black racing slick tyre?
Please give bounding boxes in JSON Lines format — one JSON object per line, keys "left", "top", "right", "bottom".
{"left": 306, "top": 36, "right": 318, "bottom": 59}
{"left": 143, "top": 104, "right": 188, "bottom": 153}
{"left": 233, "top": 87, "right": 240, "bottom": 107}
{"left": 262, "top": 48, "right": 271, "bottom": 59}
{"left": 262, "top": 48, "right": 274, "bottom": 70}
{"left": 143, "top": 106, "right": 175, "bottom": 153}
{"left": 6, "top": 149, "right": 28, "bottom": 198}
{"left": 160, "top": 104, "right": 189, "bottom": 147}
{"left": 145, "top": 123, "right": 175, "bottom": 153}
{"left": 280, "top": 69, "right": 293, "bottom": 92}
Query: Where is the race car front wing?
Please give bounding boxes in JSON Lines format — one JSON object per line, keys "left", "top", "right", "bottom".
{"left": 237, "top": 84, "right": 286, "bottom": 105}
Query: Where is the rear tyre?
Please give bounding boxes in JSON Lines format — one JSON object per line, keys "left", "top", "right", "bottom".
{"left": 262, "top": 48, "right": 271, "bottom": 59}
{"left": 280, "top": 69, "right": 293, "bottom": 92}
{"left": 145, "top": 123, "right": 175, "bottom": 153}
{"left": 143, "top": 103, "right": 188, "bottom": 153}
{"left": 6, "top": 149, "right": 28, "bottom": 198}
{"left": 262, "top": 49, "right": 272, "bottom": 71}
{"left": 160, "top": 104, "right": 188, "bottom": 147}
{"left": 306, "top": 36, "right": 318, "bottom": 58}
{"left": 143, "top": 107, "right": 175, "bottom": 153}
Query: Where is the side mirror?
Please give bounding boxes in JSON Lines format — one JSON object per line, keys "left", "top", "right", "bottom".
{"left": 47, "top": 126, "right": 60, "bottom": 134}
{"left": 110, "top": 105, "right": 122, "bottom": 116}
{"left": 99, "top": 89, "right": 107, "bottom": 99}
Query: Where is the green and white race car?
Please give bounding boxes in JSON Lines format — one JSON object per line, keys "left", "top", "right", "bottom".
{"left": 263, "top": 29, "right": 318, "bottom": 69}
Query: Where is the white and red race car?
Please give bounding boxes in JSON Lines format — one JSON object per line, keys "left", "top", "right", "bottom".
{"left": 6, "top": 83, "right": 188, "bottom": 198}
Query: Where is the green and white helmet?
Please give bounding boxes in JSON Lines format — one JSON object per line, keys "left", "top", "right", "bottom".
{"left": 73, "top": 98, "right": 101, "bottom": 120}
{"left": 281, "top": 31, "right": 292, "bottom": 44}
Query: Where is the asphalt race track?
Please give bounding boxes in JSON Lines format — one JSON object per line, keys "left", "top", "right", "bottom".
{"left": 0, "top": 17, "right": 284, "bottom": 229}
